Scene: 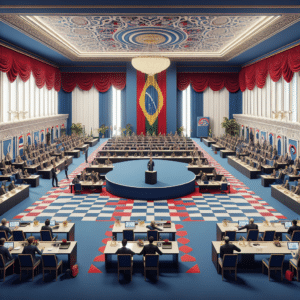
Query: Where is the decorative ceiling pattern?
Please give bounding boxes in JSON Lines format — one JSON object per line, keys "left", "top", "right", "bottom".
{"left": 1, "top": 14, "right": 300, "bottom": 61}
{"left": 26, "top": 15, "right": 267, "bottom": 53}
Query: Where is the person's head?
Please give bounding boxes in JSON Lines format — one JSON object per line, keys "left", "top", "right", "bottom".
{"left": 224, "top": 236, "right": 230, "bottom": 244}
{"left": 292, "top": 220, "right": 297, "bottom": 226}
{"left": 122, "top": 239, "right": 127, "bottom": 247}
{"left": 1, "top": 218, "right": 7, "bottom": 226}
{"left": 0, "top": 237, "right": 5, "bottom": 246}
{"left": 27, "top": 236, "right": 35, "bottom": 244}
{"left": 148, "top": 236, "right": 154, "bottom": 244}
{"left": 45, "top": 219, "right": 50, "bottom": 226}
{"left": 150, "top": 221, "right": 155, "bottom": 227}
{"left": 249, "top": 218, "right": 254, "bottom": 224}
{"left": 53, "top": 163, "right": 56, "bottom": 167}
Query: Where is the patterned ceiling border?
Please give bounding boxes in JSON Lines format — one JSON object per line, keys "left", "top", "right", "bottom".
{"left": 1, "top": 14, "right": 300, "bottom": 62}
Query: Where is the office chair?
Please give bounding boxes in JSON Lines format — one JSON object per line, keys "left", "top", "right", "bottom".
{"left": 0, "top": 254, "right": 14, "bottom": 282}
{"left": 218, "top": 254, "right": 238, "bottom": 281}
{"left": 12, "top": 230, "right": 26, "bottom": 241}
{"left": 18, "top": 254, "right": 41, "bottom": 281}
{"left": 144, "top": 254, "right": 159, "bottom": 281}
{"left": 41, "top": 254, "right": 63, "bottom": 281}
{"left": 286, "top": 230, "right": 300, "bottom": 242}
{"left": 289, "top": 256, "right": 300, "bottom": 281}
{"left": 260, "top": 230, "right": 276, "bottom": 241}
{"left": 74, "top": 183, "right": 82, "bottom": 195}
{"left": 40, "top": 230, "right": 55, "bottom": 241}
{"left": 0, "top": 230, "right": 12, "bottom": 241}
{"left": 147, "top": 230, "right": 159, "bottom": 241}
{"left": 224, "top": 231, "right": 236, "bottom": 241}
{"left": 246, "top": 229, "right": 259, "bottom": 241}
{"left": 123, "top": 230, "right": 134, "bottom": 241}
{"left": 117, "top": 254, "right": 133, "bottom": 282}
{"left": 262, "top": 254, "right": 285, "bottom": 281}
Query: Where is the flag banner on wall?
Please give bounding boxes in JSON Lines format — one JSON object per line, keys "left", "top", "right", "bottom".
{"left": 256, "top": 129, "right": 259, "bottom": 140}
{"left": 269, "top": 133, "right": 273, "bottom": 146}
{"left": 3, "top": 139, "right": 12, "bottom": 158}
{"left": 34, "top": 131, "right": 39, "bottom": 146}
{"left": 289, "top": 139, "right": 297, "bottom": 160}
{"left": 18, "top": 135, "right": 24, "bottom": 156}
{"left": 137, "top": 71, "right": 166, "bottom": 135}
{"left": 261, "top": 131, "right": 266, "bottom": 143}
{"left": 277, "top": 136, "right": 282, "bottom": 156}
{"left": 40, "top": 130, "right": 44, "bottom": 143}
{"left": 27, "top": 132, "right": 31, "bottom": 145}
{"left": 197, "top": 117, "right": 210, "bottom": 137}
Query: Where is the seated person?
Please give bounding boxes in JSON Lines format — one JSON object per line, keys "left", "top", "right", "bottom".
{"left": 7, "top": 181, "right": 16, "bottom": 192}
{"left": 294, "top": 186, "right": 300, "bottom": 195}
{"left": 0, "top": 218, "right": 12, "bottom": 238}
{"left": 203, "top": 158, "right": 209, "bottom": 165}
{"left": 0, "top": 184, "right": 6, "bottom": 196}
{"left": 271, "top": 169, "right": 276, "bottom": 178}
{"left": 115, "top": 239, "right": 135, "bottom": 256}
{"left": 41, "top": 219, "right": 57, "bottom": 240}
{"left": 282, "top": 179, "right": 290, "bottom": 190}
{"left": 288, "top": 220, "right": 300, "bottom": 236}
{"left": 293, "top": 167, "right": 298, "bottom": 176}
{"left": 221, "top": 176, "right": 227, "bottom": 182}
{"left": 139, "top": 236, "right": 162, "bottom": 256}
{"left": 0, "top": 159, "right": 5, "bottom": 168}
{"left": 237, "top": 218, "right": 258, "bottom": 232}
{"left": 0, "top": 237, "right": 14, "bottom": 263}
{"left": 39, "top": 162, "right": 44, "bottom": 170}
{"left": 22, "top": 236, "right": 44, "bottom": 263}
{"left": 201, "top": 173, "right": 208, "bottom": 182}
{"left": 220, "top": 236, "right": 241, "bottom": 259}
{"left": 146, "top": 221, "right": 163, "bottom": 231}
{"left": 23, "top": 169, "right": 29, "bottom": 178}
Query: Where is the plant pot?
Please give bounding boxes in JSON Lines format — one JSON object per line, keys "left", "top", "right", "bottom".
{"left": 214, "top": 151, "right": 217, "bottom": 154}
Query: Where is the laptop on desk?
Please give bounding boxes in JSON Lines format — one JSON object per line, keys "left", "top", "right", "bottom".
{"left": 288, "top": 242, "right": 299, "bottom": 251}
{"left": 285, "top": 222, "right": 292, "bottom": 229}
{"left": 59, "top": 242, "right": 71, "bottom": 250}
{"left": 238, "top": 220, "right": 249, "bottom": 227}
{"left": 125, "top": 221, "right": 136, "bottom": 229}
{"left": 4, "top": 242, "right": 14, "bottom": 249}
{"left": 9, "top": 221, "right": 20, "bottom": 228}
{"left": 19, "top": 222, "right": 31, "bottom": 227}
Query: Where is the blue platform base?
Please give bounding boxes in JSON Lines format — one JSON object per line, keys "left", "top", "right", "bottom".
{"left": 105, "top": 160, "right": 195, "bottom": 200}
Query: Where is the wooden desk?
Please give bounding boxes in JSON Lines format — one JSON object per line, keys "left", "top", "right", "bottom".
{"left": 104, "top": 241, "right": 179, "bottom": 269}
{"left": 187, "top": 165, "right": 214, "bottom": 174}
{"left": 64, "top": 149, "right": 81, "bottom": 158}
{"left": 261, "top": 174, "right": 276, "bottom": 187}
{"left": 22, "top": 175, "right": 40, "bottom": 187}
{"left": 0, "top": 185, "right": 29, "bottom": 215}
{"left": 220, "top": 149, "right": 236, "bottom": 158}
{"left": 84, "top": 138, "right": 98, "bottom": 147}
{"left": 271, "top": 184, "right": 300, "bottom": 214}
{"left": 197, "top": 181, "right": 229, "bottom": 190}
{"left": 112, "top": 222, "right": 176, "bottom": 241}
{"left": 11, "top": 241, "right": 77, "bottom": 268}
{"left": 70, "top": 181, "right": 102, "bottom": 193}
{"left": 228, "top": 156, "right": 261, "bottom": 179}
{"left": 15, "top": 222, "right": 75, "bottom": 241}
{"left": 212, "top": 241, "right": 293, "bottom": 270}
{"left": 216, "top": 222, "right": 289, "bottom": 241}
{"left": 202, "top": 138, "right": 216, "bottom": 147}
{"left": 211, "top": 144, "right": 226, "bottom": 152}
{"left": 85, "top": 165, "right": 114, "bottom": 174}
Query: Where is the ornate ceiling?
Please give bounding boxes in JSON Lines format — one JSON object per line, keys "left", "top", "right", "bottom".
{"left": 1, "top": 14, "right": 300, "bottom": 61}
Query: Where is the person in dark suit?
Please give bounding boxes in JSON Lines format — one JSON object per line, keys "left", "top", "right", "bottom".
{"left": 7, "top": 181, "right": 16, "bottom": 192}
{"left": 41, "top": 219, "right": 57, "bottom": 240}
{"left": 51, "top": 163, "right": 59, "bottom": 187}
{"left": 139, "top": 236, "right": 162, "bottom": 256}
{"left": 288, "top": 220, "right": 300, "bottom": 236}
{"left": 0, "top": 238, "right": 13, "bottom": 263}
{"left": 84, "top": 148, "right": 88, "bottom": 163}
{"left": 237, "top": 218, "right": 258, "bottom": 232}
{"left": 116, "top": 239, "right": 135, "bottom": 256}
{"left": 147, "top": 156, "right": 154, "bottom": 171}
{"left": 0, "top": 184, "right": 6, "bottom": 196}
{"left": 64, "top": 161, "right": 69, "bottom": 179}
{"left": 220, "top": 236, "right": 241, "bottom": 259}
{"left": 72, "top": 177, "right": 80, "bottom": 184}
{"left": 22, "top": 236, "right": 43, "bottom": 263}
{"left": 0, "top": 218, "right": 12, "bottom": 238}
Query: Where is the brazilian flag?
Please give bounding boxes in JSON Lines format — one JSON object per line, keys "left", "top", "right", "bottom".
{"left": 137, "top": 71, "right": 166, "bottom": 135}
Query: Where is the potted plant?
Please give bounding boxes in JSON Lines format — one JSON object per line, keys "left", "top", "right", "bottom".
{"left": 70, "top": 123, "right": 83, "bottom": 135}
{"left": 98, "top": 124, "right": 109, "bottom": 140}
{"left": 125, "top": 123, "right": 132, "bottom": 136}
{"left": 177, "top": 126, "right": 184, "bottom": 135}
{"left": 221, "top": 117, "right": 240, "bottom": 136}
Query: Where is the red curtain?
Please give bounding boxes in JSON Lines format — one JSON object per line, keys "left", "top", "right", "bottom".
{"left": 0, "top": 45, "right": 61, "bottom": 91}
{"left": 177, "top": 72, "right": 240, "bottom": 93}
{"left": 239, "top": 44, "right": 300, "bottom": 91}
{"left": 61, "top": 72, "right": 126, "bottom": 92}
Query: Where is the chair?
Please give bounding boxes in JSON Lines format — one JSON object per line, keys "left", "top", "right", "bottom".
{"left": 246, "top": 229, "right": 259, "bottom": 241}
{"left": 262, "top": 254, "right": 285, "bottom": 281}
{"left": 260, "top": 230, "right": 276, "bottom": 241}
{"left": 41, "top": 254, "right": 63, "bottom": 281}
{"left": 40, "top": 230, "right": 55, "bottom": 241}
{"left": 123, "top": 230, "right": 134, "bottom": 241}
{"left": 224, "top": 231, "right": 236, "bottom": 241}
{"left": 74, "top": 183, "right": 82, "bottom": 195}
{"left": 220, "top": 183, "right": 228, "bottom": 193}
{"left": 18, "top": 254, "right": 41, "bottom": 281}
{"left": 117, "top": 254, "right": 133, "bottom": 281}
{"left": 12, "top": 230, "right": 26, "bottom": 241}
{"left": 147, "top": 230, "right": 158, "bottom": 241}
{"left": 0, "top": 254, "right": 14, "bottom": 281}
{"left": 0, "top": 230, "right": 12, "bottom": 241}
{"left": 286, "top": 230, "right": 300, "bottom": 241}
{"left": 218, "top": 254, "right": 238, "bottom": 281}
{"left": 144, "top": 254, "right": 159, "bottom": 281}
{"left": 289, "top": 256, "right": 300, "bottom": 281}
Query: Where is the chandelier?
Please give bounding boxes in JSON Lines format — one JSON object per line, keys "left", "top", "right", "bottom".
{"left": 131, "top": 34, "right": 170, "bottom": 76}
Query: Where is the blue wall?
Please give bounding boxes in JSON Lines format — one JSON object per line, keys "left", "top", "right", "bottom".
{"left": 126, "top": 62, "right": 137, "bottom": 133}
{"left": 167, "top": 62, "right": 177, "bottom": 133}
{"left": 58, "top": 89, "right": 72, "bottom": 135}
{"left": 229, "top": 90, "right": 243, "bottom": 119}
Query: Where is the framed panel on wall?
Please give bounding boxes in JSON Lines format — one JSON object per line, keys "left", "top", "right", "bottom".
{"left": 277, "top": 136, "right": 282, "bottom": 156}
{"left": 288, "top": 139, "right": 298, "bottom": 160}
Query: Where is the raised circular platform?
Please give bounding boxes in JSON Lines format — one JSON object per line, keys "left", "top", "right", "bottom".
{"left": 105, "top": 160, "right": 195, "bottom": 200}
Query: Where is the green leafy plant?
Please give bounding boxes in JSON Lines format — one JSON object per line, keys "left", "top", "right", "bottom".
{"left": 70, "top": 123, "right": 83, "bottom": 135}
{"left": 125, "top": 123, "right": 132, "bottom": 135}
{"left": 98, "top": 124, "right": 109, "bottom": 136}
{"left": 221, "top": 117, "right": 240, "bottom": 136}
{"left": 177, "top": 126, "right": 184, "bottom": 134}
